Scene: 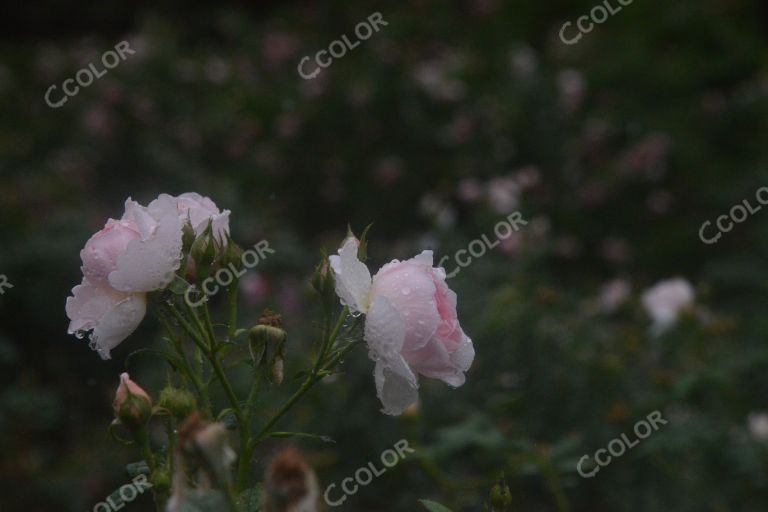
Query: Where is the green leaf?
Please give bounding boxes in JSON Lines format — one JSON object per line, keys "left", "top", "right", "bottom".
{"left": 238, "top": 485, "right": 262, "bottom": 512}
{"left": 419, "top": 499, "right": 454, "bottom": 512}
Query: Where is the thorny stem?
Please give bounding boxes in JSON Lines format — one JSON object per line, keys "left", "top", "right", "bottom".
{"left": 228, "top": 280, "right": 238, "bottom": 341}
{"left": 158, "top": 314, "right": 212, "bottom": 416}
{"left": 155, "top": 285, "right": 364, "bottom": 502}
{"left": 250, "top": 337, "right": 364, "bottom": 450}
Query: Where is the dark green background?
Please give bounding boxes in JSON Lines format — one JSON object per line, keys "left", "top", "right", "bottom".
{"left": 1, "top": 1, "right": 767, "bottom": 510}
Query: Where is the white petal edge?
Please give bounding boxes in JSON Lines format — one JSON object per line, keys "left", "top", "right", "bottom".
{"left": 374, "top": 359, "right": 419, "bottom": 416}
{"left": 329, "top": 237, "right": 372, "bottom": 314}
{"left": 90, "top": 293, "right": 147, "bottom": 360}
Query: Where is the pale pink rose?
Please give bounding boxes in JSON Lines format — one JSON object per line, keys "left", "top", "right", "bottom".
{"left": 641, "top": 277, "right": 694, "bottom": 335}
{"left": 330, "top": 238, "right": 474, "bottom": 415}
{"left": 67, "top": 194, "right": 186, "bottom": 358}
{"left": 108, "top": 195, "right": 184, "bottom": 293}
{"left": 171, "top": 192, "right": 230, "bottom": 239}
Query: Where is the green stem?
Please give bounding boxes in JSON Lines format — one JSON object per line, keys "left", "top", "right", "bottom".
{"left": 244, "top": 377, "right": 262, "bottom": 426}
{"left": 207, "top": 349, "right": 251, "bottom": 491}
{"left": 185, "top": 301, "right": 213, "bottom": 348}
{"left": 159, "top": 315, "right": 212, "bottom": 416}
{"left": 201, "top": 304, "right": 218, "bottom": 349}
{"left": 168, "top": 304, "right": 209, "bottom": 353}
{"left": 136, "top": 422, "right": 158, "bottom": 510}
{"left": 251, "top": 378, "right": 313, "bottom": 448}
{"left": 223, "top": 482, "right": 241, "bottom": 512}
{"left": 228, "top": 279, "right": 238, "bottom": 341}
{"left": 251, "top": 338, "right": 363, "bottom": 449}
{"left": 312, "top": 306, "right": 348, "bottom": 378}
{"left": 322, "top": 338, "right": 363, "bottom": 373}
{"left": 137, "top": 426, "right": 156, "bottom": 472}
{"left": 541, "top": 453, "right": 570, "bottom": 512}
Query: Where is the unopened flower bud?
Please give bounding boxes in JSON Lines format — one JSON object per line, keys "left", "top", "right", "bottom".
{"left": 151, "top": 468, "right": 171, "bottom": 493}
{"left": 345, "top": 223, "right": 372, "bottom": 262}
{"left": 249, "top": 323, "right": 288, "bottom": 345}
{"left": 311, "top": 257, "right": 336, "bottom": 310}
{"left": 114, "top": 373, "right": 152, "bottom": 430}
{"left": 190, "top": 226, "right": 217, "bottom": 267}
{"left": 489, "top": 475, "right": 512, "bottom": 511}
{"left": 182, "top": 222, "right": 196, "bottom": 253}
{"left": 249, "top": 310, "right": 287, "bottom": 384}
{"left": 222, "top": 236, "right": 244, "bottom": 271}
{"left": 158, "top": 386, "right": 197, "bottom": 420}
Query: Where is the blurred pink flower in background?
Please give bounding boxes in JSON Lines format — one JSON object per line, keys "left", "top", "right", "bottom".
{"left": 748, "top": 412, "right": 768, "bottom": 442}
{"left": 641, "top": 277, "right": 695, "bottom": 335}
{"left": 240, "top": 272, "right": 271, "bottom": 305}
{"left": 599, "top": 279, "right": 631, "bottom": 314}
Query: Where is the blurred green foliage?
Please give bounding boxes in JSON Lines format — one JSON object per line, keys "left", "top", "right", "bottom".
{"left": 1, "top": 0, "right": 768, "bottom": 511}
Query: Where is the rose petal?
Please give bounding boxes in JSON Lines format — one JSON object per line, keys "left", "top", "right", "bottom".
{"left": 109, "top": 203, "right": 183, "bottom": 293}
{"left": 374, "top": 360, "right": 419, "bottom": 416}
{"left": 329, "top": 237, "right": 372, "bottom": 314}
{"left": 364, "top": 295, "right": 406, "bottom": 358}
{"left": 65, "top": 279, "right": 146, "bottom": 360}
{"left": 90, "top": 293, "right": 147, "bottom": 359}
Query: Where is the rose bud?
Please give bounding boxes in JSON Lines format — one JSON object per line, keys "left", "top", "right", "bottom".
{"left": 221, "top": 235, "right": 245, "bottom": 271}
{"left": 181, "top": 221, "right": 196, "bottom": 253}
{"left": 311, "top": 256, "right": 336, "bottom": 311}
{"left": 114, "top": 372, "right": 152, "bottom": 429}
{"left": 489, "top": 475, "right": 512, "bottom": 511}
{"left": 190, "top": 224, "right": 217, "bottom": 267}
{"left": 249, "top": 311, "right": 288, "bottom": 384}
{"left": 158, "top": 386, "right": 197, "bottom": 420}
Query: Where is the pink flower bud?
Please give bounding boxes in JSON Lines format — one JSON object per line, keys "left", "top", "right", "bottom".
{"left": 114, "top": 372, "right": 152, "bottom": 428}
